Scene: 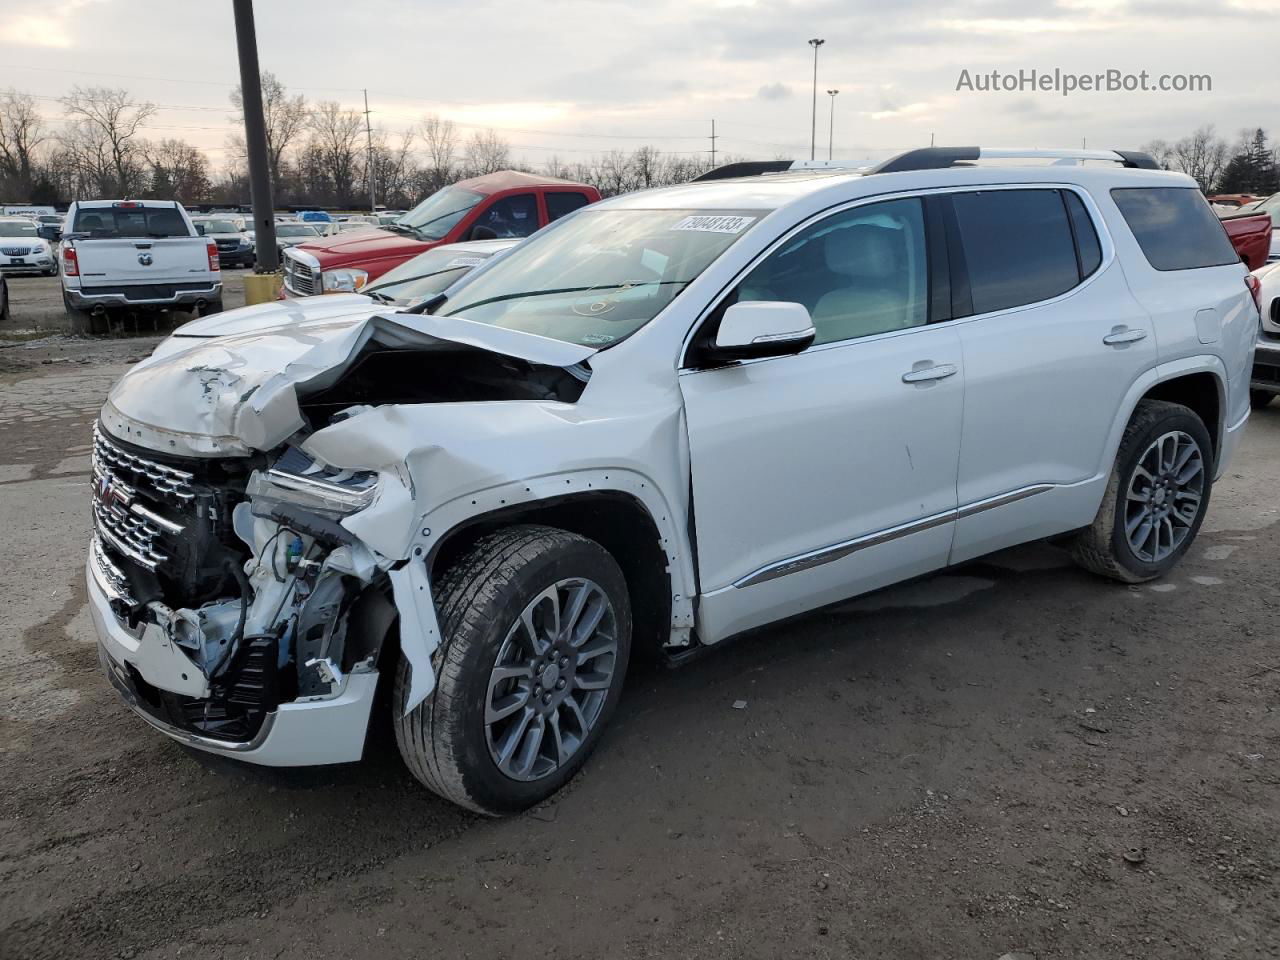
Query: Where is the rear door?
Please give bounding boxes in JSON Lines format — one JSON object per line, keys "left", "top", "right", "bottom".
{"left": 71, "top": 204, "right": 211, "bottom": 285}
{"left": 946, "top": 186, "right": 1158, "bottom": 562}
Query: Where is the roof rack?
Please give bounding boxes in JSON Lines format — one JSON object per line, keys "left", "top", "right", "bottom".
{"left": 693, "top": 147, "right": 1160, "bottom": 183}
{"left": 870, "top": 147, "right": 1160, "bottom": 173}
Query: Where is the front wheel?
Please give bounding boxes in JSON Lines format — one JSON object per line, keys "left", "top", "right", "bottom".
{"left": 394, "top": 525, "right": 632, "bottom": 815}
{"left": 1071, "top": 399, "right": 1213, "bottom": 583}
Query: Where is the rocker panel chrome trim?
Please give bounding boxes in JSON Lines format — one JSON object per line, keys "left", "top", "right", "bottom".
{"left": 731, "top": 483, "right": 1056, "bottom": 589}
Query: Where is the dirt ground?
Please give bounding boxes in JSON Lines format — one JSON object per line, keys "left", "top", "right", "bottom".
{"left": 1, "top": 333, "right": 1278, "bottom": 960}
{"left": 1, "top": 269, "right": 250, "bottom": 335}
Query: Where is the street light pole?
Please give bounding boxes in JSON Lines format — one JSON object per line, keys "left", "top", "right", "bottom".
{"left": 827, "top": 89, "right": 839, "bottom": 162}
{"left": 231, "top": 0, "right": 277, "bottom": 274}
{"left": 808, "top": 38, "right": 825, "bottom": 161}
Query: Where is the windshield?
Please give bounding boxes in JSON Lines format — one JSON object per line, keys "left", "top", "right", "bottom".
{"left": 364, "top": 246, "right": 500, "bottom": 304}
{"left": 200, "top": 220, "right": 240, "bottom": 233}
{"left": 0, "top": 220, "right": 39, "bottom": 237}
{"left": 442, "top": 208, "right": 762, "bottom": 347}
{"left": 277, "top": 224, "right": 320, "bottom": 237}
{"left": 72, "top": 205, "right": 188, "bottom": 238}
{"left": 1253, "top": 194, "right": 1279, "bottom": 217}
{"left": 399, "top": 186, "right": 485, "bottom": 240}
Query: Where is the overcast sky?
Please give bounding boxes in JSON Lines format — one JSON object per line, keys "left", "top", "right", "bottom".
{"left": 1, "top": 0, "right": 1276, "bottom": 171}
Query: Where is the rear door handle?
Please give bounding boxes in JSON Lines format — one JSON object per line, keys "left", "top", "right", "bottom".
{"left": 1102, "top": 327, "right": 1148, "bottom": 346}
{"left": 902, "top": 363, "right": 958, "bottom": 384}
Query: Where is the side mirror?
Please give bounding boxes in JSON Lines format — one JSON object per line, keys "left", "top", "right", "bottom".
{"left": 194, "top": 224, "right": 205, "bottom": 235}
{"left": 712, "top": 301, "right": 816, "bottom": 361}
{"left": 469, "top": 224, "right": 499, "bottom": 241}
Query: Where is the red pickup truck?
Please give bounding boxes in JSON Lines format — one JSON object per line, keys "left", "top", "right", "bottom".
{"left": 281, "top": 170, "right": 601, "bottom": 297}
{"left": 1222, "top": 212, "right": 1273, "bottom": 272}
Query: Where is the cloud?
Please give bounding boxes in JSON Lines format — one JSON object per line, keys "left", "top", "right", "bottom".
{"left": 0, "top": 14, "right": 75, "bottom": 48}
{"left": 757, "top": 82, "right": 792, "bottom": 100}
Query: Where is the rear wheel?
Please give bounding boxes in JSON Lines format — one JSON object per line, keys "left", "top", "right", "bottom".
{"left": 1250, "top": 390, "right": 1273, "bottom": 410}
{"left": 394, "top": 525, "right": 632, "bottom": 815}
{"left": 1071, "top": 399, "right": 1213, "bottom": 583}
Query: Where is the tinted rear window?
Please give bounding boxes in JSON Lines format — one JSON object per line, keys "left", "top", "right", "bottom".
{"left": 546, "top": 191, "right": 591, "bottom": 222}
{"left": 73, "top": 206, "right": 188, "bottom": 239}
{"left": 1111, "top": 187, "right": 1238, "bottom": 271}
{"left": 951, "top": 189, "right": 1081, "bottom": 314}
{"left": 1064, "top": 191, "right": 1102, "bottom": 278}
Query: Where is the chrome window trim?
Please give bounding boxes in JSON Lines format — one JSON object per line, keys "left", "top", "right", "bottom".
{"left": 678, "top": 182, "right": 1117, "bottom": 371}
{"left": 731, "top": 483, "right": 1056, "bottom": 589}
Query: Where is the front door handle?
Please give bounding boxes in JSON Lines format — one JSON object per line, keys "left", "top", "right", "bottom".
{"left": 1103, "top": 327, "right": 1148, "bottom": 346}
{"left": 902, "top": 363, "right": 958, "bottom": 384}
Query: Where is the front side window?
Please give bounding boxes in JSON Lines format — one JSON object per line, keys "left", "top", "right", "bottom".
{"left": 737, "top": 197, "right": 928, "bottom": 345}
{"left": 473, "top": 194, "right": 539, "bottom": 238}
{"left": 951, "top": 189, "right": 1080, "bottom": 314}
{"left": 443, "top": 208, "right": 763, "bottom": 347}
{"left": 1111, "top": 187, "right": 1239, "bottom": 271}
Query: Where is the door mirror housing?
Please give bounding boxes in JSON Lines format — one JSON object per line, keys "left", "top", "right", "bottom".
{"left": 712, "top": 301, "right": 816, "bottom": 361}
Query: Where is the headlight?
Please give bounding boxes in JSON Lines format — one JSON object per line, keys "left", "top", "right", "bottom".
{"left": 247, "top": 447, "right": 380, "bottom": 518}
{"left": 321, "top": 268, "right": 369, "bottom": 293}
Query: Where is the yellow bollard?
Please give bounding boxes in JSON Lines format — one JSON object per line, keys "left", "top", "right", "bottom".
{"left": 243, "top": 271, "right": 282, "bottom": 306}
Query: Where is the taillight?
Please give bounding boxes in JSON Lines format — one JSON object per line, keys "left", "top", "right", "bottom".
{"left": 207, "top": 239, "right": 220, "bottom": 272}
{"left": 1246, "top": 275, "right": 1262, "bottom": 314}
{"left": 63, "top": 245, "right": 78, "bottom": 277}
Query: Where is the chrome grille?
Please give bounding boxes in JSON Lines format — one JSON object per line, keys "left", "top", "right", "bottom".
{"left": 90, "top": 533, "right": 135, "bottom": 606}
{"left": 93, "top": 425, "right": 195, "bottom": 504}
{"left": 91, "top": 425, "right": 190, "bottom": 572}
{"left": 1, "top": 246, "right": 32, "bottom": 256}
{"left": 282, "top": 249, "right": 317, "bottom": 295}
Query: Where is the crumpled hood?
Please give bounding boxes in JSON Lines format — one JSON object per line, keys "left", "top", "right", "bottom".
{"left": 167, "top": 293, "right": 376, "bottom": 340}
{"left": 102, "top": 311, "right": 596, "bottom": 457}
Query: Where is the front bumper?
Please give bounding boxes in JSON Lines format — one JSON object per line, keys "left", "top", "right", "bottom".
{"left": 65, "top": 281, "right": 222, "bottom": 310}
{"left": 1, "top": 255, "right": 54, "bottom": 273}
{"left": 1250, "top": 335, "right": 1280, "bottom": 394}
{"left": 87, "top": 542, "right": 378, "bottom": 766}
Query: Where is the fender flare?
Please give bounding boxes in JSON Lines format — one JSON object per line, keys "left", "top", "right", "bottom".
{"left": 392, "top": 468, "right": 697, "bottom": 714}
{"left": 1098, "top": 355, "right": 1227, "bottom": 480}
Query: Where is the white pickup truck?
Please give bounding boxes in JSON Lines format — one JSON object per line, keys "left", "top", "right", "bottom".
{"left": 60, "top": 200, "right": 222, "bottom": 328}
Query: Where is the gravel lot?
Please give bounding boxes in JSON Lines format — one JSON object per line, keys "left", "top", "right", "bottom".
{"left": 1, "top": 334, "right": 1278, "bottom": 960}
{"left": 1, "top": 270, "right": 250, "bottom": 335}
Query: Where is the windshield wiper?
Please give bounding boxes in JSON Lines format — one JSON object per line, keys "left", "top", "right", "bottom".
{"left": 451, "top": 280, "right": 684, "bottom": 313}
{"left": 367, "top": 290, "right": 396, "bottom": 304}
{"left": 403, "top": 292, "right": 448, "bottom": 315}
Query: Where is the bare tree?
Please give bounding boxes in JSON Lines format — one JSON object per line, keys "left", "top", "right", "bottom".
{"left": 0, "top": 89, "right": 48, "bottom": 195}
{"left": 419, "top": 114, "right": 458, "bottom": 192}
{"left": 60, "top": 86, "right": 156, "bottom": 196}
{"left": 228, "top": 71, "right": 308, "bottom": 186}
{"left": 366, "top": 129, "right": 417, "bottom": 208}
{"left": 1139, "top": 138, "right": 1175, "bottom": 170}
{"left": 1170, "top": 125, "right": 1229, "bottom": 192}
{"left": 142, "top": 138, "right": 210, "bottom": 205}
{"left": 463, "top": 128, "right": 510, "bottom": 176}
{"left": 303, "top": 101, "right": 364, "bottom": 205}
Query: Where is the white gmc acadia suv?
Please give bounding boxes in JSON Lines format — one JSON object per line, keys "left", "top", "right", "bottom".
{"left": 87, "top": 148, "right": 1258, "bottom": 814}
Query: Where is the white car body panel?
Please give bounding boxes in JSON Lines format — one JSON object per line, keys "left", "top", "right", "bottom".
{"left": 85, "top": 159, "right": 1253, "bottom": 769}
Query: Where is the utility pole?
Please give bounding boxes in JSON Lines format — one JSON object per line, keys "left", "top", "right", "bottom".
{"left": 709, "top": 119, "right": 717, "bottom": 170}
{"left": 363, "top": 89, "right": 376, "bottom": 214}
{"left": 826, "top": 90, "right": 838, "bottom": 162}
{"left": 808, "top": 38, "right": 825, "bottom": 161}
{"left": 930, "top": 132, "right": 935, "bottom": 147}
{"left": 231, "top": 0, "right": 277, "bottom": 274}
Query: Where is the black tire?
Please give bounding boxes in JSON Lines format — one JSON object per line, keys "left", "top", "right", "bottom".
{"left": 1071, "top": 399, "right": 1213, "bottom": 583}
{"left": 393, "top": 525, "right": 632, "bottom": 815}
{"left": 1250, "top": 390, "right": 1273, "bottom": 410}
{"left": 195, "top": 299, "right": 224, "bottom": 316}
{"left": 1, "top": 281, "right": 9, "bottom": 323}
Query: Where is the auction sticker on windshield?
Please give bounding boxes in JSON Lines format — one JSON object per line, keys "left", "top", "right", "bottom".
{"left": 670, "top": 215, "right": 757, "bottom": 234}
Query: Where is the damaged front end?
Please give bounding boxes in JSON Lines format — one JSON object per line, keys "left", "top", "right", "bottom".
{"left": 88, "top": 424, "right": 398, "bottom": 763}
{"left": 87, "top": 310, "right": 602, "bottom": 765}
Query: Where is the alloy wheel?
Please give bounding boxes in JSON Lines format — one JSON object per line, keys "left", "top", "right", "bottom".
{"left": 1123, "top": 429, "right": 1205, "bottom": 563}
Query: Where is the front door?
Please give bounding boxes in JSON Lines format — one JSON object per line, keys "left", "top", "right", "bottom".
{"left": 680, "top": 196, "right": 965, "bottom": 643}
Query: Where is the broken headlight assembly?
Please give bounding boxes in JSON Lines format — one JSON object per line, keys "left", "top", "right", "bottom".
{"left": 247, "top": 447, "right": 380, "bottom": 519}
